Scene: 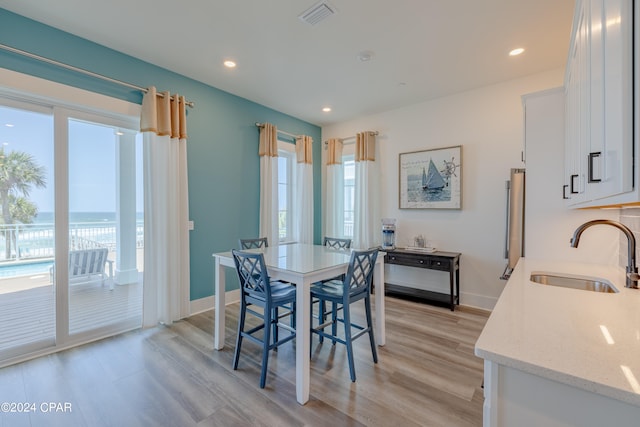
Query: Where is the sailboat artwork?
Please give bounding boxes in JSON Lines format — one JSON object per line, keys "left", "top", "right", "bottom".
{"left": 399, "top": 145, "right": 462, "bottom": 209}
{"left": 422, "top": 159, "right": 446, "bottom": 191}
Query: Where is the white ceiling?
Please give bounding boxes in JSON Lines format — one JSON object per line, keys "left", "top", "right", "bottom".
{"left": 0, "top": 0, "right": 575, "bottom": 126}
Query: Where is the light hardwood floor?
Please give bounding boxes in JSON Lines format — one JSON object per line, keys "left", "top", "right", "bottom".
{"left": 0, "top": 296, "right": 489, "bottom": 427}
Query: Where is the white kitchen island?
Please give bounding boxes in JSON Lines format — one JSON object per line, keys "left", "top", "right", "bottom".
{"left": 475, "top": 258, "right": 640, "bottom": 426}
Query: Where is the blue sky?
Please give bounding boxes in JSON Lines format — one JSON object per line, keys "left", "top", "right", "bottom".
{"left": 0, "top": 104, "right": 143, "bottom": 214}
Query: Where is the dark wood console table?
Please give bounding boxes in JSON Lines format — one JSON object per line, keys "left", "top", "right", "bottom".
{"left": 383, "top": 248, "right": 460, "bottom": 311}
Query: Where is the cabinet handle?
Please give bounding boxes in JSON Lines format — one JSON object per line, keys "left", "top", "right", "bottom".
{"left": 563, "top": 184, "right": 569, "bottom": 199}
{"left": 570, "top": 174, "right": 579, "bottom": 194}
{"left": 588, "top": 152, "right": 601, "bottom": 183}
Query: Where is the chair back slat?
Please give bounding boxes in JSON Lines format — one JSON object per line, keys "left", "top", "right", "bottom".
{"left": 232, "top": 249, "right": 273, "bottom": 302}
{"left": 239, "top": 237, "right": 269, "bottom": 249}
{"left": 323, "top": 237, "right": 352, "bottom": 249}
{"left": 343, "top": 248, "right": 378, "bottom": 296}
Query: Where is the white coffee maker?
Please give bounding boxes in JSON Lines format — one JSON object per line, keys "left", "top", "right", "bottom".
{"left": 381, "top": 218, "right": 396, "bottom": 250}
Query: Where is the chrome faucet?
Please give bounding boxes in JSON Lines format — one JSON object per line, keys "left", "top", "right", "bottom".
{"left": 570, "top": 219, "right": 640, "bottom": 288}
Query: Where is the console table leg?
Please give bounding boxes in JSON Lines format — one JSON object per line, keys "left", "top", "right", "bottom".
{"left": 449, "top": 268, "right": 455, "bottom": 311}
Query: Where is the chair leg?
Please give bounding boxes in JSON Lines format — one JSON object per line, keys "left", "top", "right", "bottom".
{"left": 233, "top": 300, "right": 247, "bottom": 370}
{"left": 343, "top": 304, "right": 356, "bottom": 382}
{"left": 318, "top": 299, "right": 326, "bottom": 343}
{"left": 331, "top": 302, "right": 339, "bottom": 345}
{"left": 260, "top": 308, "right": 272, "bottom": 389}
{"left": 272, "top": 307, "right": 279, "bottom": 351}
{"left": 291, "top": 302, "right": 296, "bottom": 329}
{"left": 310, "top": 301, "right": 314, "bottom": 358}
{"left": 364, "top": 295, "right": 378, "bottom": 363}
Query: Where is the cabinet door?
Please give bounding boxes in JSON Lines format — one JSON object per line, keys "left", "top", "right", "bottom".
{"left": 564, "top": 0, "right": 635, "bottom": 207}
{"left": 597, "top": 0, "right": 633, "bottom": 199}
{"left": 565, "top": 1, "right": 589, "bottom": 206}
{"left": 586, "top": 0, "right": 604, "bottom": 197}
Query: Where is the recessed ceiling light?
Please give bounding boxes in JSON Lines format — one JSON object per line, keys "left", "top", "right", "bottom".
{"left": 224, "top": 60, "right": 237, "bottom": 68}
{"left": 357, "top": 50, "right": 375, "bottom": 62}
{"left": 509, "top": 48, "right": 525, "bottom": 56}
{"left": 5, "top": 124, "right": 14, "bottom": 127}
{"left": 322, "top": 107, "right": 332, "bottom": 112}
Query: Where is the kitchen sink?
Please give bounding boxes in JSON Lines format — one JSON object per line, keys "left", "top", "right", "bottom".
{"left": 529, "top": 272, "right": 618, "bottom": 293}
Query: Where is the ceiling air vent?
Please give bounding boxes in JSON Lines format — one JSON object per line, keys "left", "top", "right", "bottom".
{"left": 298, "top": 1, "right": 337, "bottom": 26}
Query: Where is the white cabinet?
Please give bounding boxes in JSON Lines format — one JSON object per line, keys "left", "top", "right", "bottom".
{"left": 564, "top": 0, "right": 589, "bottom": 204}
{"left": 564, "top": 0, "right": 634, "bottom": 207}
{"left": 482, "top": 361, "right": 639, "bottom": 427}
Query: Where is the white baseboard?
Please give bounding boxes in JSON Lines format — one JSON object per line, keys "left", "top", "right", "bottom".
{"left": 189, "top": 289, "right": 241, "bottom": 316}
{"left": 460, "top": 291, "right": 497, "bottom": 311}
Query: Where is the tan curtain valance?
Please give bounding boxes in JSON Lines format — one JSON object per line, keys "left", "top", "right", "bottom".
{"left": 140, "top": 86, "right": 188, "bottom": 139}
{"left": 355, "top": 131, "right": 376, "bottom": 162}
{"left": 296, "top": 135, "right": 313, "bottom": 164}
{"left": 326, "top": 138, "right": 343, "bottom": 165}
{"left": 259, "top": 123, "right": 278, "bottom": 157}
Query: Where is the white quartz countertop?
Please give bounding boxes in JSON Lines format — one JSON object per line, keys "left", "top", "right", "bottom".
{"left": 475, "top": 258, "right": 640, "bottom": 406}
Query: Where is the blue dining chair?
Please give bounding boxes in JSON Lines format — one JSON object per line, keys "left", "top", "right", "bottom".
{"left": 239, "top": 235, "right": 293, "bottom": 337}
{"left": 314, "top": 237, "right": 352, "bottom": 343}
{"left": 310, "top": 248, "right": 379, "bottom": 382}
{"left": 239, "top": 237, "right": 268, "bottom": 249}
{"left": 231, "top": 249, "right": 296, "bottom": 388}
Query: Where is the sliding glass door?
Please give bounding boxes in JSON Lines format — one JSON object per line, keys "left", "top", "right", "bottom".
{"left": 0, "top": 100, "right": 55, "bottom": 360}
{"left": 66, "top": 115, "right": 143, "bottom": 338}
{"left": 0, "top": 97, "right": 143, "bottom": 364}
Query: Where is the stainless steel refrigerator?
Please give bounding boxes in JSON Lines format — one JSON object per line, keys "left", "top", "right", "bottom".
{"left": 500, "top": 168, "right": 525, "bottom": 280}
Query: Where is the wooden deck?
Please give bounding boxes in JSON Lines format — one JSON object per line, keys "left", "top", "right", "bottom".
{"left": 0, "top": 274, "right": 143, "bottom": 357}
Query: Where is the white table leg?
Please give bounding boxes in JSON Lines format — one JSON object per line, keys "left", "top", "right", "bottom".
{"left": 295, "top": 277, "right": 311, "bottom": 404}
{"left": 214, "top": 256, "right": 226, "bottom": 350}
{"left": 374, "top": 258, "right": 385, "bottom": 346}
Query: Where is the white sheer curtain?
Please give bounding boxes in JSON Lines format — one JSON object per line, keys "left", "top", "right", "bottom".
{"left": 140, "top": 86, "right": 191, "bottom": 326}
{"left": 258, "top": 123, "right": 279, "bottom": 245}
{"left": 325, "top": 138, "right": 344, "bottom": 238}
{"left": 294, "top": 135, "right": 313, "bottom": 243}
{"left": 353, "top": 131, "right": 380, "bottom": 249}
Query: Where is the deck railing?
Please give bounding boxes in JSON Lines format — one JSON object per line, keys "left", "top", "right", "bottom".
{"left": 0, "top": 221, "right": 144, "bottom": 262}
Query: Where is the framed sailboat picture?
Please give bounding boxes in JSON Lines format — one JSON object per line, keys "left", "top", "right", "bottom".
{"left": 399, "top": 145, "right": 462, "bottom": 209}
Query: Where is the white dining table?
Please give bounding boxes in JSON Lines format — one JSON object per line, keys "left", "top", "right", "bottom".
{"left": 212, "top": 243, "right": 386, "bottom": 405}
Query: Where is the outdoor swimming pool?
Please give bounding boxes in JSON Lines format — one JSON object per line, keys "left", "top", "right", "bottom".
{"left": 0, "top": 260, "right": 53, "bottom": 278}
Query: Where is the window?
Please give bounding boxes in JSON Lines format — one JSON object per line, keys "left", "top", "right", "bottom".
{"left": 0, "top": 68, "right": 143, "bottom": 364}
{"left": 343, "top": 155, "right": 355, "bottom": 238}
{"left": 277, "top": 141, "right": 296, "bottom": 242}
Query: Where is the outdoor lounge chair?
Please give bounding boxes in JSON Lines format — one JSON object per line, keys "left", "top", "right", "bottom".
{"left": 49, "top": 247, "right": 114, "bottom": 290}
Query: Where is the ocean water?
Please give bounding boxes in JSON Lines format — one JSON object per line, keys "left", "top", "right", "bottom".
{"left": 0, "top": 212, "right": 144, "bottom": 266}
{"left": 33, "top": 212, "right": 143, "bottom": 224}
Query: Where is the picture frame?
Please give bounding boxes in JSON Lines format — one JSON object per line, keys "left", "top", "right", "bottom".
{"left": 399, "top": 145, "right": 462, "bottom": 209}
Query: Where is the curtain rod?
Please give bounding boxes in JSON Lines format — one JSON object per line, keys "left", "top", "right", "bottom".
{"left": 0, "top": 43, "right": 195, "bottom": 108}
{"left": 323, "top": 131, "right": 379, "bottom": 144}
{"left": 255, "top": 122, "right": 299, "bottom": 139}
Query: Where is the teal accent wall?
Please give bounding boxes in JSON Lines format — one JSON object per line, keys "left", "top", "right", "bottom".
{"left": 0, "top": 9, "right": 322, "bottom": 300}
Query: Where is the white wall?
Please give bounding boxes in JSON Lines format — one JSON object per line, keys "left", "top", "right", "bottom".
{"left": 322, "top": 68, "right": 582, "bottom": 310}
{"left": 523, "top": 87, "right": 619, "bottom": 265}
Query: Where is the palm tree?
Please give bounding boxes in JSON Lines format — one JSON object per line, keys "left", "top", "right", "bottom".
{"left": 0, "top": 148, "right": 46, "bottom": 259}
